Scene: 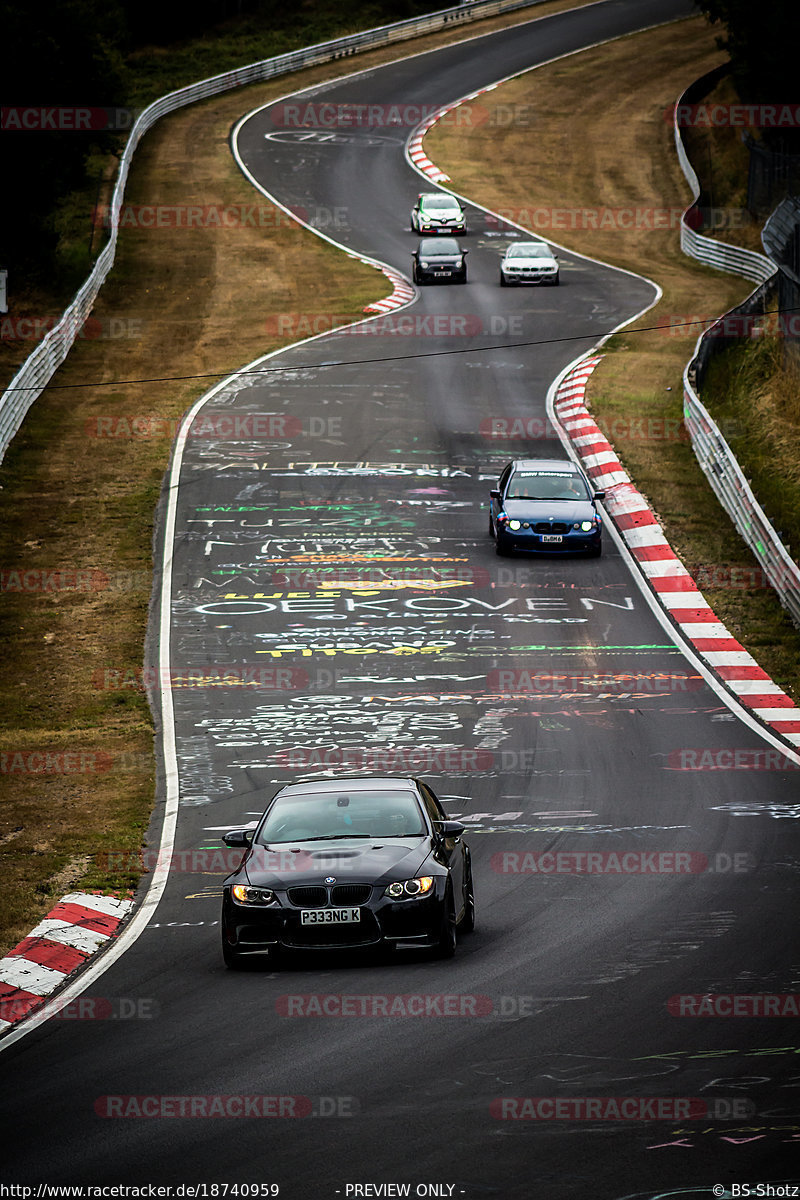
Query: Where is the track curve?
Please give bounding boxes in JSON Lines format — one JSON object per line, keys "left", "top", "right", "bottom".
{"left": 3, "top": 3, "right": 800, "bottom": 1198}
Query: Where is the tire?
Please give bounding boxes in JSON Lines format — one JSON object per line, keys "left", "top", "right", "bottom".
{"left": 495, "top": 540, "right": 511, "bottom": 557}
{"left": 488, "top": 513, "right": 495, "bottom": 537}
{"left": 433, "top": 890, "right": 457, "bottom": 959}
{"left": 459, "top": 269, "right": 468, "bottom": 284}
{"left": 588, "top": 542, "right": 602, "bottom": 558}
{"left": 460, "top": 863, "right": 475, "bottom": 934}
{"left": 553, "top": 274, "right": 560, "bottom": 286}
{"left": 500, "top": 274, "right": 507, "bottom": 286}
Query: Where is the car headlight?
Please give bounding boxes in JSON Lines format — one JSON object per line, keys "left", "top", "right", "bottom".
{"left": 580, "top": 520, "right": 595, "bottom": 532}
{"left": 385, "top": 876, "right": 434, "bottom": 899}
{"left": 420, "top": 260, "right": 430, "bottom": 268}
{"left": 508, "top": 519, "right": 521, "bottom": 530}
{"left": 231, "top": 884, "right": 276, "bottom": 905}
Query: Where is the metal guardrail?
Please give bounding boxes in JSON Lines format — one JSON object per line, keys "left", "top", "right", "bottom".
{"left": 682, "top": 353, "right": 800, "bottom": 626}
{"left": 674, "top": 76, "right": 800, "bottom": 629}
{"left": 0, "top": 0, "right": 545, "bottom": 464}
{"left": 673, "top": 84, "right": 775, "bottom": 285}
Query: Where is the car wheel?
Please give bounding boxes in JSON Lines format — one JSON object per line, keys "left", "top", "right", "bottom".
{"left": 459, "top": 270, "right": 468, "bottom": 283}
{"left": 488, "top": 512, "right": 495, "bottom": 537}
{"left": 553, "top": 274, "right": 560, "bottom": 286}
{"left": 588, "top": 542, "right": 602, "bottom": 558}
{"left": 495, "top": 540, "right": 511, "bottom": 557}
{"left": 434, "top": 890, "right": 457, "bottom": 959}
{"left": 500, "top": 273, "right": 507, "bottom": 286}
{"left": 460, "top": 863, "right": 475, "bottom": 934}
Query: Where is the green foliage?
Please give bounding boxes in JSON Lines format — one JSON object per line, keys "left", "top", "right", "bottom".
{"left": 695, "top": 0, "right": 800, "bottom": 110}
{"left": 3, "top": 0, "right": 443, "bottom": 286}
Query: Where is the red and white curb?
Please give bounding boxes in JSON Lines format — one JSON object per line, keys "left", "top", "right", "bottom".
{"left": 406, "top": 84, "right": 500, "bottom": 184}
{"left": 408, "top": 124, "right": 451, "bottom": 183}
{"left": 363, "top": 264, "right": 416, "bottom": 314}
{"left": 554, "top": 357, "right": 800, "bottom": 747}
{"left": 0, "top": 891, "right": 134, "bottom": 1034}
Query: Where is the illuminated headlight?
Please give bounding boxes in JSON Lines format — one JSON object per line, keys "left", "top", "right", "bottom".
{"left": 508, "top": 519, "right": 521, "bottom": 531}
{"left": 420, "top": 260, "right": 430, "bottom": 268}
{"left": 385, "top": 876, "right": 435, "bottom": 899}
{"left": 231, "top": 884, "right": 275, "bottom": 905}
{"left": 580, "top": 520, "right": 595, "bottom": 532}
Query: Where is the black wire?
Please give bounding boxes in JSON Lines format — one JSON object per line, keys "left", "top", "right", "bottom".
{"left": 4, "top": 307, "right": 797, "bottom": 393}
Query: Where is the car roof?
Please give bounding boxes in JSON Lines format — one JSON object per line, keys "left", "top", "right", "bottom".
{"left": 509, "top": 239, "right": 551, "bottom": 250}
{"left": 510, "top": 458, "right": 581, "bottom": 473}
{"left": 275, "top": 776, "right": 419, "bottom": 796}
{"left": 420, "top": 193, "right": 459, "bottom": 203}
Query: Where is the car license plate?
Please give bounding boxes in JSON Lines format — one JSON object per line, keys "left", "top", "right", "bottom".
{"left": 300, "top": 908, "right": 360, "bottom": 925}
{"left": 541, "top": 534, "right": 562, "bottom": 543}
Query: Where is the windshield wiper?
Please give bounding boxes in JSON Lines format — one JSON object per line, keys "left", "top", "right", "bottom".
{"left": 261, "top": 833, "right": 372, "bottom": 844}
{"left": 303, "top": 833, "right": 372, "bottom": 842}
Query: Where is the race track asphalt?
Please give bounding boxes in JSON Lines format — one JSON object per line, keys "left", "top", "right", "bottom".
{"left": 4, "top": 2, "right": 800, "bottom": 1196}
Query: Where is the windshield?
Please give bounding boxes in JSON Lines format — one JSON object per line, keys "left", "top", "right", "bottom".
{"left": 507, "top": 244, "right": 551, "bottom": 259}
{"left": 257, "top": 790, "right": 427, "bottom": 843}
{"left": 423, "top": 239, "right": 460, "bottom": 255}
{"left": 424, "top": 196, "right": 460, "bottom": 210}
{"left": 506, "top": 472, "right": 588, "bottom": 501}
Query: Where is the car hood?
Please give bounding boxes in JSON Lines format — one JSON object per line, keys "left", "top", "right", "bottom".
{"left": 424, "top": 208, "right": 460, "bottom": 218}
{"left": 503, "top": 498, "right": 595, "bottom": 520}
{"left": 506, "top": 254, "right": 557, "bottom": 268}
{"left": 243, "top": 837, "right": 432, "bottom": 887}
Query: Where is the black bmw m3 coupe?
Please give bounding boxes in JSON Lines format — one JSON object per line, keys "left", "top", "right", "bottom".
{"left": 220, "top": 776, "right": 475, "bottom": 967}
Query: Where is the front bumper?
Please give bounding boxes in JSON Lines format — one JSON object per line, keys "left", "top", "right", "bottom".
{"left": 222, "top": 883, "right": 448, "bottom": 954}
{"left": 502, "top": 269, "right": 557, "bottom": 283}
{"left": 417, "top": 265, "right": 464, "bottom": 282}
{"left": 496, "top": 525, "right": 601, "bottom": 554}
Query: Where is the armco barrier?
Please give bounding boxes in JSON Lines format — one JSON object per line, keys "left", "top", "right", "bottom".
{"left": 0, "top": 0, "right": 544, "bottom": 465}
{"left": 673, "top": 70, "right": 775, "bottom": 286}
{"left": 674, "top": 75, "right": 800, "bottom": 630}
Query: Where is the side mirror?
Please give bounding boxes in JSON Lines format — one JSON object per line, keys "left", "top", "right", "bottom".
{"left": 593, "top": 490, "right": 606, "bottom": 501}
{"left": 437, "top": 820, "right": 466, "bottom": 839}
{"left": 490, "top": 488, "right": 501, "bottom": 500}
{"left": 223, "top": 829, "right": 254, "bottom": 847}
{"left": 462, "top": 249, "right": 469, "bottom": 255}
